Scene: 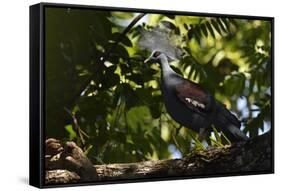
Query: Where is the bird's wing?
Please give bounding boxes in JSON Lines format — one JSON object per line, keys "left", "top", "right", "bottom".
{"left": 174, "top": 80, "right": 212, "bottom": 114}
{"left": 216, "top": 101, "right": 241, "bottom": 127}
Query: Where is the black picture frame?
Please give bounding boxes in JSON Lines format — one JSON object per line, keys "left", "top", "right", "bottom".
{"left": 30, "top": 2, "right": 274, "bottom": 188}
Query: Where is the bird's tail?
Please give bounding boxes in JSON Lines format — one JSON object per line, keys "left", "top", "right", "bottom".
{"left": 214, "top": 102, "right": 249, "bottom": 143}
{"left": 222, "top": 124, "right": 249, "bottom": 143}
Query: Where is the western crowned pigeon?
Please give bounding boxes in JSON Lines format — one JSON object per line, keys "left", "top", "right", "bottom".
{"left": 145, "top": 50, "right": 248, "bottom": 143}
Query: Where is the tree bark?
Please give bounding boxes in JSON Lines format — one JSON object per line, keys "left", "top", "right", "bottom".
{"left": 45, "top": 132, "right": 273, "bottom": 185}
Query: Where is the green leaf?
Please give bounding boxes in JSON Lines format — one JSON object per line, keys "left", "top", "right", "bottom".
{"left": 115, "top": 44, "right": 129, "bottom": 58}
{"left": 187, "top": 28, "right": 194, "bottom": 40}
{"left": 183, "top": 23, "right": 189, "bottom": 30}
{"left": 229, "top": 18, "right": 238, "bottom": 28}
{"left": 188, "top": 65, "right": 195, "bottom": 79}
{"left": 127, "top": 73, "right": 144, "bottom": 85}
{"left": 111, "top": 12, "right": 134, "bottom": 19}
{"left": 193, "top": 27, "right": 201, "bottom": 44}
{"left": 161, "top": 20, "right": 177, "bottom": 30}
{"left": 223, "top": 73, "right": 246, "bottom": 96}
{"left": 188, "top": 133, "right": 206, "bottom": 150}
{"left": 217, "top": 18, "right": 228, "bottom": 33}
{"left": 212, "top": 127, "right": 222, "bottom": 143}
{"left": 220, "top": 132, "right": 231, "bottom": 145}
{"left": 200, "top": 23, "right": 208, "bottom": 37}
{"left": 149, "top": 96, "right": 162, "bottom": 119}
{"left": 193, "top": 68, "right": 199, "bottom": 80}
{"left": 211, "top": 19, "right": 222, "bottom": 35}
{"left": 122, "top": 84, "right": 139, "bottom": 109}
{"left": 205, "top": 21, "right": 216, "bottom": 38}
{"left": 165, "top": 14, "right": 175, "bottom": 19}
{"left": 65, "top": 124, "right": 77, "bottom": 140}
{"left": 220, "top": 18, "right": 231, "bottom": 31}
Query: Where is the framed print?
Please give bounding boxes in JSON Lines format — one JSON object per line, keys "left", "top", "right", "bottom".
{"left": 30, "top": 2, "right": 274, "bottom": 188}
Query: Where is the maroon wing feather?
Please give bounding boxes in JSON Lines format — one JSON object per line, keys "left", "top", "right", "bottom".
{"left": 175, "top": 81, "right": 210, "bottom": 113}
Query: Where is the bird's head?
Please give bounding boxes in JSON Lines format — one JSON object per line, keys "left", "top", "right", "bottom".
{"left": 144, "top": 50, "right": 169, "bottom": 64}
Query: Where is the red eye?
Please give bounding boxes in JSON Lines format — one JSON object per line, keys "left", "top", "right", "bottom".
{"left": 153, "top": 51, "right": 161, "bottom": 57}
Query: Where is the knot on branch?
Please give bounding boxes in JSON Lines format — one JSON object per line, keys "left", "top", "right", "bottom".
{"left": 45, "top": 138, "right": 98, "bottom": 184}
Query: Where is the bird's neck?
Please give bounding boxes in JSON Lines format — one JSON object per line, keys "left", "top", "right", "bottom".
{"left": 159, "top": 55, "right": 182, "bottom": 87}
{"left": 159, "top": 55, "right": 174, "bottom": 77}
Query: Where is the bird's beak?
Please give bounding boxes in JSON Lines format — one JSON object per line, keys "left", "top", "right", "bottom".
{"left": 144, "top": 57, "right": 151, "bottom": 64}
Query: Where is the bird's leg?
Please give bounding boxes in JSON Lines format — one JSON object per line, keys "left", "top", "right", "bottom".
{"left": 198, "top": 127, "right": 209, "bottom": 142}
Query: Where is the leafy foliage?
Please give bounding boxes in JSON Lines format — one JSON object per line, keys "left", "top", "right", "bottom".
{"left": 45, "top": 8, "right": 272, "bottom": 164}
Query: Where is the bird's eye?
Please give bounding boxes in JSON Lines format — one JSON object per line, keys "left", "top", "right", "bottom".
{"left": 152, "top": 51, "right": 161, "bottom": 58}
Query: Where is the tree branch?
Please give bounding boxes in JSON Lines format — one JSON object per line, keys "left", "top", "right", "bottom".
{"left": 45, "top": 132, "right": 272, "bottom": 184}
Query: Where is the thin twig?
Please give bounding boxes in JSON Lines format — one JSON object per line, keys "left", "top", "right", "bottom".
{"left": 64, "top": 107, "right": 88, "bottom": 147}
{"left": 112, "top": 96, "right": 123, "bottom": 132}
